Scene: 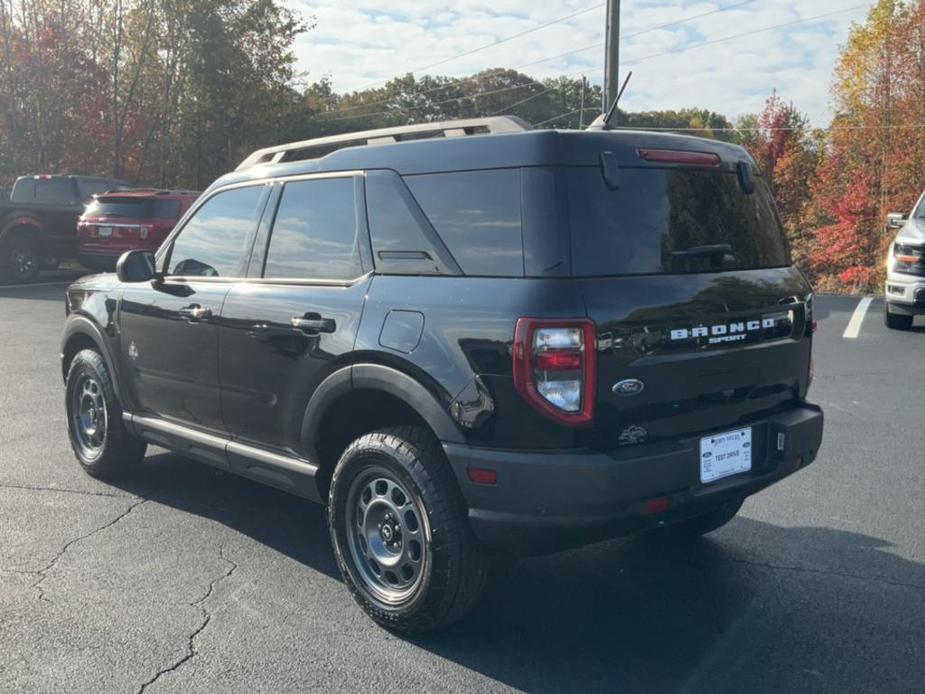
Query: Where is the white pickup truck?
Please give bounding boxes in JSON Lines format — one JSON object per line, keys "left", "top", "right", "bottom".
{"left": 885, "top": 191, "right": 925, "bottom": 330}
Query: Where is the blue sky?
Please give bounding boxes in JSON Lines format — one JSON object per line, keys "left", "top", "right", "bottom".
{"left": 283, "top": 1, "right": 875, "bottom": 126}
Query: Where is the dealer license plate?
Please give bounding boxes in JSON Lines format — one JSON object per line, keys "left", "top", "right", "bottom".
{"left": 700, "top": 427, "right": 752, "bottom": 483}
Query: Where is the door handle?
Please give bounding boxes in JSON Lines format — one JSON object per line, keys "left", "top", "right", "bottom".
{"left": 291, "top": 315, "right": 336, "bottom": 334}
{"left": 178, "top": 305, "right": 212, "bottom": 322}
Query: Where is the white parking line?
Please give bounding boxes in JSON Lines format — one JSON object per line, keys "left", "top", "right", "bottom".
{"left": 0, "top": 280, "right": 74, "bottom": 290}
{"left": 842, "top": 297, "right": 874, "bottom": 339}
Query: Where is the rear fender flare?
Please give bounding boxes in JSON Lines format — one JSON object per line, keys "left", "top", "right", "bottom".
{"left": 1, "top": 216, "right": 42, "bottom": 242}
{"left": 300, "top": 363, "right": 464, "bottom": 462}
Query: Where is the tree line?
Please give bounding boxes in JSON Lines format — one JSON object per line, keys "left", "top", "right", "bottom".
{"left": 1, "top": 0, "right": 923, "bottom": 292}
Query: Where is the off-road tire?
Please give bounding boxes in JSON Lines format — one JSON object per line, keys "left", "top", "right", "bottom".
{"left": 328, "top": 426, "right": 486, "bottom": 634}
{"left": 884, "top": 303, "right": 914, "bottom": 330}
{"left": 65, "top": 349, "right": 146, "bottom": 478}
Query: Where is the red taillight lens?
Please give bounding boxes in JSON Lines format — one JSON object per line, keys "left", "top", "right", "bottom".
{"left": 637, "top": 148, "right": 721, "bottom": 167}
{"left": 513, "top": 318, "right": 596, "bottom": 427}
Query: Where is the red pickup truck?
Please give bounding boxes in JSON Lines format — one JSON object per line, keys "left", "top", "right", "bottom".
{"left": 77, "top": 189, "right": 200, "bottom": 271}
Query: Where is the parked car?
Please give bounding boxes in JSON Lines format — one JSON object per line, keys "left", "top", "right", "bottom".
{"left": 77, "top": 189, "right": 201, "bottom": 271}
{"left": 884, "top": 191, "right": 925, "bottom": 329}
{"left": 61, "top": 117, "right": 824, "bottom": 633}
{"left": 0, "top": 175, "right": 130, "bottom": 282}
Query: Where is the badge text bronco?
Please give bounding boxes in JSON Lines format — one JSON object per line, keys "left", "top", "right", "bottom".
{"left": 670, "top": 316, "right": 786, "bottom": 345}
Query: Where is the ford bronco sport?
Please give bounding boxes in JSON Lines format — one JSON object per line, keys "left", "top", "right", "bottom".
{"left": 61, "top": 117, "right": 824, "bottom": 633}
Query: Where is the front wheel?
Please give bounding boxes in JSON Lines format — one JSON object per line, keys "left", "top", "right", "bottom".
{"left": 885, "top": 303, "right": 914, "bottom": 330}
{"left": 328, "top": 426, "right": 486, "bottom": 634}
{"left": 65, "top": 349, "right": 147, "bottom": 478}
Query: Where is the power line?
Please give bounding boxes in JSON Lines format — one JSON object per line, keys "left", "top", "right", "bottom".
{"left": 316, "top": 0, "right": 759, "bottom": 121}
{"left": 514, "top": 0, "right": 760, "bottom": 73}
{"left": 346, "top": 3, "right": 606, "bottom": 95}
{"left": 534, "top": 108, "right": 585, "bottom": 127}
{"left": 321, "top": 3, "right": 868, "bottom": 126}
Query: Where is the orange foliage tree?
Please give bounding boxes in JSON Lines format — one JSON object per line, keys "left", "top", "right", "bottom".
{"left": 805, "top": 0, "right": 925, "bottom": 292}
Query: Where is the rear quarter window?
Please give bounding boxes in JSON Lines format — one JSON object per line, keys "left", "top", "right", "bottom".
{"left": 568, "top": 167, "right": 790, "bottom": 277}
{"left": 404, "top": 169, "right": 523, "bottom": 277}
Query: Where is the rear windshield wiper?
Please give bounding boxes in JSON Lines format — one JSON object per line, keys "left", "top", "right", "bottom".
{"left": 669, "top": 243, "right": 733, "bottom": 258}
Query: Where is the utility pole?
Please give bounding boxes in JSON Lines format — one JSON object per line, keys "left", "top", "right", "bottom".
{"left": 579, "top": 75, "right": 587, "bottom": 128}
{"left": 603, "top": 0, "right": 621, "bottom": 112}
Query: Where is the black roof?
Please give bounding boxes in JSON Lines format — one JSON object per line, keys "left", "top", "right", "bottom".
{"left": 208, "top": 128, "right": 756, "bottom": 194}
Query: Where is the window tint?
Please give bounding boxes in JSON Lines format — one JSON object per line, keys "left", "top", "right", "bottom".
{"left": 35, "top": 178, "right": 75, "bottom": 204}
{"left": 263, "top": 178, "right": 361, "bottom": 280}
{"left": 404, "top": 169, "right": 523, "bottom": 277}
{"left": 85, "top": 198, "right": 182, "bottom": 219}
{"left": 13, "top": 179, "right": 35, "bottom": 200}
{"left": 167, "top": 186, "right": 264, "bottom": 277}
{"left": 568, "top": 167, "right": 790, "bottom": 277}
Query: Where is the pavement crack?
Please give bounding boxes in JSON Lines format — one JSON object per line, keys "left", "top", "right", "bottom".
{"left": 31, "top": 497, "right": 147, "bottom": 602}
{"left": 136, "top": 545, "right": 238, "bottom": 694}
{"left": 0, "top": 482, "right": 131, "bottom": 499}
{"left": 716, "top": 556, "right": 925, "bottom": 592}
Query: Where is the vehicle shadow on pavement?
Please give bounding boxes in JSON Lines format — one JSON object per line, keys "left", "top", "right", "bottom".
{"left": 421, "top": 521, "right": 925, "bottom": 694}
{"left": 111, "top": 451, "right": 341, "bottom": 580}
{"left": 109, "top": 454, "right": 925, "bottom": 694}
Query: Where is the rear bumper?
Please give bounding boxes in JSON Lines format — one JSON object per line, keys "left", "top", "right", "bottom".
{"left": 78, "top": 252, "right": 120, "bottom": 271}
{"left": 443, "top": 404, "right": 824, "bottom": 555}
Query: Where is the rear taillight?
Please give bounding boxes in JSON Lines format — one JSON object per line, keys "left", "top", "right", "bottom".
{"left": 512, "top": 318, "right": 596, "bottom": 426}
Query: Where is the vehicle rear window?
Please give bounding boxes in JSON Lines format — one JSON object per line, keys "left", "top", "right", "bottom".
{"left": 404, "top": 169, "right": 523, "bottom": 277}
{"left": 84, "top": 198, "right": 182, "bottom": 219}
{"left": 35, "top": 178, "right": 75, "bottom": 204}
{"left": 568, "top": 167, "right": 789, "bottom": 276}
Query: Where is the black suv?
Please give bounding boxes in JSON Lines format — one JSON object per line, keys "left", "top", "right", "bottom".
{"left": 61, "top": 117, "right": 824, "bottom": 633}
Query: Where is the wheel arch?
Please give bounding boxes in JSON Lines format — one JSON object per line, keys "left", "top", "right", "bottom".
{"left": 302, "top": 363, "right": 465, "bottom": 497}
{"left": 61, "top": 318, "right": 123, "bottom": 397}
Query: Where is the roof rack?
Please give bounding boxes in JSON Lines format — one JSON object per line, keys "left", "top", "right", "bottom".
{"left": 236, "top": 116, "right": 532, "bottom": 171}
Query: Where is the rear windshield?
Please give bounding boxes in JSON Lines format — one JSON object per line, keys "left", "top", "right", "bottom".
{"left": 568, "top": 167, "right": 790, "bottom": 276}
{"left": 84, "top": 198, "right": 182, "bottom": 219}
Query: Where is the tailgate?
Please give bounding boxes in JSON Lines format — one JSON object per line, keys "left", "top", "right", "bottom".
{"left": 581, "top": 268, "right": 813, "bottom": 448}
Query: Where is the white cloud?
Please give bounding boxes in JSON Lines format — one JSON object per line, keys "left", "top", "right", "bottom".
{"left": 283, "top": 0, "right": 873, "bottom": 125}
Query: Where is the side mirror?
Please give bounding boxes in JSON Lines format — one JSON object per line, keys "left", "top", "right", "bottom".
{"left": 116, "top": 250, "right": 159, "bottom": 283}
{"left": 886, "top": 212, "right": 908, "bottom": 231}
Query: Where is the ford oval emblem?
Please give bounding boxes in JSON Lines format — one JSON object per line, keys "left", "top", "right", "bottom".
{"left": 612, "top": 379, "right": 645, "bottom": 396}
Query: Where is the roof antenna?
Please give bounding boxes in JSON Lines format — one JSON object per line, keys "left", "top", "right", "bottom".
{"left": 588, "top": 71, "right": 632, "bottom": 131}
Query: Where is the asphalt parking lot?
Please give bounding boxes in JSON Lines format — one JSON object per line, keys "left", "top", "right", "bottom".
{"left": 0, "top": 282, "right": 923, "bottom": 694}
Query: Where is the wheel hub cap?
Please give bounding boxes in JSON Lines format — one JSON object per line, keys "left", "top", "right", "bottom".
{"left": 71, "top": 376, "right": 107, "bottom": 460}
{"left": 345, "top": 471, "right": 428, "bottom": 605}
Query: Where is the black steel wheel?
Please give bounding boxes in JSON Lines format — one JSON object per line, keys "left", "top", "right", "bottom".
{"left": 65, "top": 349, "right": 146, "bottom": 478}
{"left": 0, "top": 232, "right": 40, "bottom": 283}
{"left": 328, "top": 426, "right": 486, "bottom": 634}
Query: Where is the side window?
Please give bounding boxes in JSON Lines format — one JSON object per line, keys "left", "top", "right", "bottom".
{"left": 35, "top": 178, "right": 76, "bottom": 204}
{"left": 263, "top": 177, "right": 362, "bottom": 280}
{"left": 404, "top": 169, "right": 523, "bottom": 277}
{"left": 167, "top": 185, "right": 264, "bottom": 277}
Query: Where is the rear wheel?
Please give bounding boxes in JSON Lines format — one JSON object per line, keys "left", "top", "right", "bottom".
{"left": 65, "top": 349, "right": 146, "bottom": 478}
{"left": 885, "top": 303, "right": 914, "bottom": 330}
{"left": 328, "top": 426, "right": 486, "bottom": 634}
{"left": 0, "top": 231, "right": 40, "bottom": 284}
